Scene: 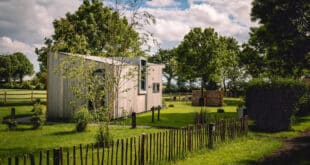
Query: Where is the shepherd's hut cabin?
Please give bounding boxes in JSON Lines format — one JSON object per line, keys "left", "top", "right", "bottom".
{"left": 47, "top": 52, "right": 164, "bottom": 121}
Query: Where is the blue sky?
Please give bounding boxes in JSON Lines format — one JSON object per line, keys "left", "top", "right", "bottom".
{"left": 0, "top": 0, "right": 256, "bottom": 72}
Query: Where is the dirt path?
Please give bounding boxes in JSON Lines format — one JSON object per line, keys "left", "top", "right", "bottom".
{"left": 256, "top": 130, "right": 310, "bottom": 165}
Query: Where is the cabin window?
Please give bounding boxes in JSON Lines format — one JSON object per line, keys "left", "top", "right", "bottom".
{"left": 152, "top": 83, "right": 160, "bottom": 93}
{"left": 139, "top": 59, "right": 147, "bottom": 94}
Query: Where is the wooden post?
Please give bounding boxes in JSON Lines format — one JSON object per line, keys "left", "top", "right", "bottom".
{"left": 47, "top": 150, "right": 50, "bottom": 165}
{"left": 208, "top": 123, "right": 215, "bottom": 149}
{"left": 73, "top": 146, "right": 76, "bottom": 165}
{"left": 15, "top": 156, "right": 18, "bottom": 165}
{"left": 151, "top": 107, "right": 155, "bottom": 123}
{"left": 157, "top": 106, "right": 161, "bottom": 121}
{"left": 80, "top": 144, "right": 83, "bottom": 165}
{"left": 131, "top": 112, "right": 136, "bottom": 128}
{"left": 11, "top": 108, "right": 16, "bottom": 119}
{"left": 8, "top": 157, "right": 11, "bottom": 165}
{"left": 244, "top": 115, "right": 248, "bottom": 136}
{"left": 30, "top": 154, "right": 35, "bottom": 165}
{"left": 53, "top": 149, "right": 60, "bottom": 165}
{"left": 220, "top": 119, "right": 225, "bottom": 142}
{"left": 187, "top": 126, "right": 193, "bottom": 152}
{"left": 140, "top": 134, "right": 146, "bottom": 165}
{"left": 39, "top": 151, "right": 43, "bottom": 165}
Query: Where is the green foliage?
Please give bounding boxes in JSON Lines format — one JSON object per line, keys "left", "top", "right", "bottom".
{"left": 0, "top": 52, "right": 34, "bottom": 83}
{"left": 247, "top": 0, "right": 310, "bottom": 77}
{"left": 95, "top": 126, "right": 113, "bottom": 147}
{"left": 30, "top": 103, "right": 46, "bottom": 129}
{"left": 176, "top": 27, "right": 222, "bottom": 87}
{"left": 246, "top": 78, "right": 309, "bottom": 131}
{"left": 73, "top": 107, "right": 92, "bottom": 132}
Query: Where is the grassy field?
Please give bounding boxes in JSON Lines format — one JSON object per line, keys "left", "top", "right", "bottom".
{"left": 2, "top": 89, "right": 310, "bottom": 164}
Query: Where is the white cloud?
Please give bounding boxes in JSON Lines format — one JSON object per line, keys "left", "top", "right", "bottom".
{"left": 146, "top": 0, "right": 179, "bottom": 7}
{"left": 0, "top": 36, "right": 39, "bottom": 72}
{"left": 140, "top": 2, "right": 253, "bottom": 51}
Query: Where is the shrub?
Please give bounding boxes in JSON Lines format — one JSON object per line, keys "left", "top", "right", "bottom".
{"left": 96, "top": 126, "right": 113, "bottom": 147}
{"left": 30, "top": 103, "right": 46, "bottom": 129}
{"left": 246, "top": 78, "right": 308, "bottom": 132}
{"left": 168, "top": 104, "right": 174, "bottom": 107}
{"left": 73, "top": 108, "right": 92, "bottom": 132}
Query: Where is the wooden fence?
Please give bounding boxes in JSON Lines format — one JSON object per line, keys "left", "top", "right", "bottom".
{"left": 0, "top": 92, "right": 46, "bottom": 104}
{"left": 0, "top": 116, "right": 248, "bottom": 165}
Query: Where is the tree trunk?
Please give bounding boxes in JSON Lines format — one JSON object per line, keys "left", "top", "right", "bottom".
{"left": 223, "top": 77, "right": 226, "bottom": 93}
{"left": 167, "top": 77, "right": 172, "bottom": 92}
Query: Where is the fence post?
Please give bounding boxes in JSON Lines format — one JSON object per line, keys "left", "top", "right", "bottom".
{"left": 208, "top": 123, "right": 215, "bottom": 149}
{"left": 140, "top": 133, "right": 146, "bottom": 165}
{"left": 157, "top": 105, "right": 161, "bottom": 121}
{"left": 151, "top": 107, "right": 155, "bottom": 123}
{"left": 187, "top": 126, "right": 193, "bottom": 152}
{"left": 131, "top": 112, "right": 136, "bottom": 128}
{"left": 30, "top": 154, "right": 35, "bottom": 165}
{"left": 243, "top": 115, "right": 248, "bottom": 136}
{"left": 53, "top": 149, "right": 60, "bottom": 165}
{"left": 11, "top": 108, "right": 16, "bottom": 119}
{"left": 220, "top": 119, "right": 226, "bottom": 142}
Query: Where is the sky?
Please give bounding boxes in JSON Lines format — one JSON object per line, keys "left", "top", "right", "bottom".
{"left": 0, "top": 0, "right": 256, "bottom": 72}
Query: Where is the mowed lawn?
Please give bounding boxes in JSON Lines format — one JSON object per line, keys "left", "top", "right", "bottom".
{"left": 0, "top": 95, "right": 241, "bottom": 157}
{"left": 118, "top": 98, "right": 242, "bottom": 128}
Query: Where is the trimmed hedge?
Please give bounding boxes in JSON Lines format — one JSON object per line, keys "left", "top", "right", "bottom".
{"left": 246, "top": 78, "right": 309, "bottom": 132}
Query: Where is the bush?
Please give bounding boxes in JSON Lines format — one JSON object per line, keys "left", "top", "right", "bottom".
{"left": 168, "top": 104, "right": 174, "bottom": 107}
{"left": 96, "top": 126, "right": 113, "bottom": 147}
{"left": 246, "top": 78, "right": 309, "bottom": 132}
{"left": 30, "top": 103, "right": 46, "bottom": 129}
{"left": 73, "top": 108, "right": 92, "bottom": 132}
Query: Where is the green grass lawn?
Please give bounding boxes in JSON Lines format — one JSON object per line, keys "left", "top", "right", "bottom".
{"left": 118, "top": 99, "right": 240, "bottom": 128}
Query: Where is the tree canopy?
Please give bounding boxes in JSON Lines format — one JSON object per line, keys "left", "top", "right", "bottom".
{"left": 176, "top": 27, "right": 223, "bottom": 89}
{"left": 247, "top": 0, "right": 310, "bottom": 77}
{"left": 0, "top": 52, "right": 34, "bottom": 83}
{"left": 35, "top": 0, "right": 144, "bottom": 79}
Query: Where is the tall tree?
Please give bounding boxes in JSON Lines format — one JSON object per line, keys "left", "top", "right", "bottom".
{"left": 0, "top": 53, "right": 33, "bottom": 83}
{"left": 249, "top": 0, "right": 310, "bottom": 77}
{"left": 219, "top": 36, "right": 240, "bottom": 92}
{"left": 13, "top": 52, "right": 34, "bottom": 82}
{"left": 148, "top": 49, "right": 177, "bottom": 92}
{"left": 176, "top": 27, "right": 222, "bottom": 90}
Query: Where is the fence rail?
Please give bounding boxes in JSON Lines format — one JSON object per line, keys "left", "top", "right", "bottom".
{"left": 0, "top": 91, "right": 46, "bottom": 104}
{"left": 0, "top": 116, "right": 248, "bottom": 165}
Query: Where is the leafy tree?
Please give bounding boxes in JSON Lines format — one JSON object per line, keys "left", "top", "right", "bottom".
{"left": 249, "top": 0, "right": 310, "bottom": 77}
{"left": 176, "top": 27, "right": 222, "bottom": 90}
{"left": 35, "top": 0, "right": 148, "bottom": 86}
{"left": 13, "top": 52, "right": 34, "bottom": 82}
{"left": 218, "top": 36, "right": 240, "bottom": 92}
{"left": 148, "top": 49, "right": 177, "bottom": 92}
{"left": 0, "top": 53, "right": 33, "bottom": 83}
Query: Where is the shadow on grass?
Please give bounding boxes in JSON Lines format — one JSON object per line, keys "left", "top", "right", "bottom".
{"left": 128, "top": 112, "right": 238, "bottom": 128}
{"left": 51, "top": 130, "right": 76, "bottom": 135}
{"left": 223, "top": 99, "right": 244, "bottom": 106}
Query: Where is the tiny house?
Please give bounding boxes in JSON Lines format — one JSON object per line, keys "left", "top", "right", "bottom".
{"left": 47, "top": 52, "right": 164, "bottom": 121}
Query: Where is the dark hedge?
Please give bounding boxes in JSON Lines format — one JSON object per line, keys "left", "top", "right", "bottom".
{"left": 245, "top": 78, "right": 309, "bottom": 132}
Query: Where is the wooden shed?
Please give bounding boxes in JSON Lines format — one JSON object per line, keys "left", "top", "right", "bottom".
{"left": 192, "top": 90, "right": 224, "bottom": 106}
{"left": 47, "top": 52, "right": 164, "bottom": 121}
